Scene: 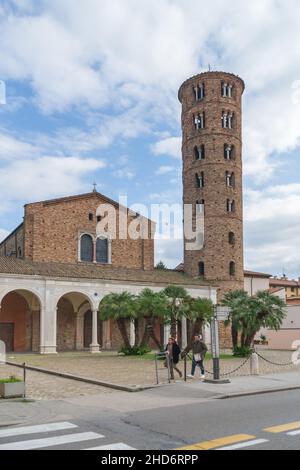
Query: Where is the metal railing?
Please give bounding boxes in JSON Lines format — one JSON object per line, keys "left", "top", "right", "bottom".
{"left": 154, "top": 352, "right": 171, "bottom": 385}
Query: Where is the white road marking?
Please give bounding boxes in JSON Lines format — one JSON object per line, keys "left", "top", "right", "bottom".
{"left": 0, "top": 432, "right": 104, "bottom": 450}
{"left": 86, "top": 443, "right": 136, "bottom": 450}
{"left": 287, "top": 430, "right": 300, "bottom": 436}
{"left": 217, "top": 439, "right": 269, "bottom": 450}
{"left": 0, "top": 422, "right": 77, "bottom": 439}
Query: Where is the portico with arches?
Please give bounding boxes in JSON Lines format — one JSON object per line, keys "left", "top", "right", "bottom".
{"left": 0, "top": 258, "right": 216, "bottom": 354}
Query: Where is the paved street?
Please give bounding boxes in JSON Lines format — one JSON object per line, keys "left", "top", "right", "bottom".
{"left": 1, "top": 383, "right": 300, "bottom": 450}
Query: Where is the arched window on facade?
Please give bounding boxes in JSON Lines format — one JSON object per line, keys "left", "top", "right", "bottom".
{"left": 199, "top": 261, "right": 205, "bottom": 277}
{"left": 194, "top": 145, "right": 205, "bottom": 160}
{"left": 80, "top": 234, "right": 94, "bottom": 262}
{"left": 229, "top": 232, "right": 235, "bottom": 246}
{"left": 96, "top": 237, "right": 109, "bottom": 264}
{"left": 229, "top": 261, "right": 236, "bottom": 276}
{"left": 194, "top": 144, "right": 205, "bottom": 160}
{"left": 224, "top": 144, "right": 234, "bottom": 160}
{"left": 196, "top": 199, "right": 205, "bottom": 215}
{"left": 196, "top": 172, "right": 204, "bottom": 189}
{"left": 227, "top": 199, "right": 236, "bottom": 213}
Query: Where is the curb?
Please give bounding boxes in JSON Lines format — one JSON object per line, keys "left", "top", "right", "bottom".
{"left": 218, "top": 384, "right": 300, "bottom": 399}
{"left": 5, "top": 361, "right": 156, "bottom": 393}
{"left": 0, "top": 422, "right": 21, "bottom": 428}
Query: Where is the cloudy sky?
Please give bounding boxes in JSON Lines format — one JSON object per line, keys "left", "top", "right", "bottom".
{"left": 0, "top": 0, "right": 300, "bottom": 277}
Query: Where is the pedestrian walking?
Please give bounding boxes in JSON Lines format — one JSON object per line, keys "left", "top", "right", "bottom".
{"left": 187, "top": 334, "right": 207, "bottom": 380}
{"left": 165, "top": 337, "right": 183, "bottom": 380}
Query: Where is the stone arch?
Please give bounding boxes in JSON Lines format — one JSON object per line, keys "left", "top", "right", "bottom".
{"left": 0, "top": 289, "right": 41, "bottom": 353}
{"left": 56, "top": 291, "right": 93, "bottom": 352}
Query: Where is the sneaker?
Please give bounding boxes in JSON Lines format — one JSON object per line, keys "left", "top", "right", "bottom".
{"left": 187, "top": 374, "right": 195, "bottom": 379}
{"left": 201, "top": 374, "right": 206, "bottom": 380}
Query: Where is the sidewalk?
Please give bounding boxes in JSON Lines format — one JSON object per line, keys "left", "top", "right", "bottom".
{"left": 174, "top": 370, "right": 300, "bottom": 399}
{"left": 1, "top": 370, "right": 300, "bottom": 427}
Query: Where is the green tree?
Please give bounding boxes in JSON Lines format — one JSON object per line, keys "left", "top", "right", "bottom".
{"left": 155, "top": 261, "right": 168, "bottom": 270}
{"left": 99, "top": 292, "right": 137, "bottom": 348}
{"left": 223, "top": 290, "right": 287, "bottom": 349}
{"left": 184, "top": 297, "right": 214, "bottom": 352}
{"left": 163, "top": 285, "right": 189, "bottom": 338}
{"left": 244, "top": 290, "right": 287, "bottom": 347}
{"left": 136, "top": 289, "right": 169, "bottom": 349}
{"left": 222, "top": 290, "right": 250, "bottom": 349}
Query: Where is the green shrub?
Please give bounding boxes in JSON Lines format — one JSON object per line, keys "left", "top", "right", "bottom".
{"left": 0, "top": 376, "right": 22, "bottom": 384}
{"left": 118, "top": 345, "right": 152, "bottom": 356}
{"left": 233, "top": 346, "right": 253, "bottom": 357}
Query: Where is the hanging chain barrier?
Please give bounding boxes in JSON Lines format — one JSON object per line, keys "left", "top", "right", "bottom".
{"left": 255, "top": 350, "right": 295, "bottom": 367}
{"left": 217, "top": 355, "right": 251, "bottom": 377}
{"left": 184, "top": 353, "right": 251, "bottom": 378}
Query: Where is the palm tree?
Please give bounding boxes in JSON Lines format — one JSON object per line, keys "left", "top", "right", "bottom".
{"left": 222, "top": 290, "right": 250, "bottom": 348}
{"left": 163, "top": 285, "right": 188, "bottom": 338}
{"left": 243, "top": 290, "right": 287, "bottom": 347}
{"left": 222, "top": 289, "right": 287, "bottom": 349}
{"left": 136, "top": 289, "right": 168, "bottom": 349}
{"left": 184, "top": 297, "right": 214, "bottom": 353}
{"left": 99, "top": 292, "right": 137, "bottom": 348}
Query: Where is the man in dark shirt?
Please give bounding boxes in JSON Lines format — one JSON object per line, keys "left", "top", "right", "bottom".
{"left": 187, "top": 334, "right": 207, "bottom": 379}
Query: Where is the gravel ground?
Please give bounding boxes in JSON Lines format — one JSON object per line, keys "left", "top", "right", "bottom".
{"left": 0, "top": 349, "right": 298, "bottom": 401}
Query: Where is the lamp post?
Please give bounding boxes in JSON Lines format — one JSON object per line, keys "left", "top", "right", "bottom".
{"left": 205, "top": 305, "right": 231, "bottom": 384}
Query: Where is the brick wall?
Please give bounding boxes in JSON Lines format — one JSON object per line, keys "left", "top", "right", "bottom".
{"left": 179, "top": 72, "right": 246, "bottom": 350}
{"left": 0, "top": 292, "right": 38, "bottom": 352}
{"left": 57, "top": 298, "right": 76, "bottom": 351}
{"left": 23, "top": 193, "right": 154, "bottom": 270}
{"left": 0, "top": 224, "right": 24, "bottom": 258}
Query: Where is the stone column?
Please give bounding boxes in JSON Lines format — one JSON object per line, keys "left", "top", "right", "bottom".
{"left": 31, "top": 309, "right": 40, "bottom": 353}
{"left": 75, "top": 311, "right": 84, "bottom": 351}
{"left": 181, "top": 317, "right": 187, "bottom": 349}
{"left": 40, "top": 306, "right": 57, "bottom": 354}
{"left": 129, "top": 320, "right": 135, "bottom": 347}
{"left": 103, "top": 320, "right": 112, "bottom": 350}
{"left": 90, "top": 308, "right": 100, "bottom": 353}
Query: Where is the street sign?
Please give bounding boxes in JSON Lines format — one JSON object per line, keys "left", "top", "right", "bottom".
{"left": 215, "top": 306, "right": 230, "bottom": 321}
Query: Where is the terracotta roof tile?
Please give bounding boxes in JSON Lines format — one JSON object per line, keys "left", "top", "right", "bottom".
{"left": 0, "top": 257, "right": 216, "bottom": 288}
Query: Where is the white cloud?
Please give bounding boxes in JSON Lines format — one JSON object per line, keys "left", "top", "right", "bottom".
{"left": 155, "top": 238, "right": 183, "bottom": 269}
{"left": 1, "top": 0, "right": 300, "bottom": 181}
{"left": 151, "top": 137, "right": 182, "bottom": 159}
{"left": 0, "top": 131, "right": 40, "bottom": 159}
{"left": 155, "top": 165, "right": 175, "bottom": 175}
{"left": 0, "top": 156, "right": 105, "bottom": 202}
{"left": 0, "top": 228, "right": 10, "bottom": 242}
{"left": 244, "top": 183, "right": 300, "bottom": 277}
{"left": 112, "top": 168, "right": 135, "bottom": 180}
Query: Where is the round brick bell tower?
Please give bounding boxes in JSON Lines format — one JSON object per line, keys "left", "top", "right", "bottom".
{"left": 178, "top": 71, "right": 245, "bottom": 300}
